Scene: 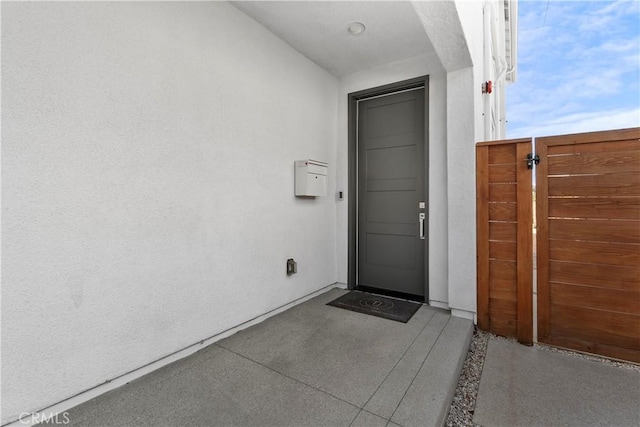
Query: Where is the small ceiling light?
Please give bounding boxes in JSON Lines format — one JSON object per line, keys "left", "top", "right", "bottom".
{"left": 347, "top": 22, "right": 366, "bottom": 35}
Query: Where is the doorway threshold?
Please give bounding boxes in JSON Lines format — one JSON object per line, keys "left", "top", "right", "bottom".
{"left": 353, "top": 285, "right": 425, "bottom": 303}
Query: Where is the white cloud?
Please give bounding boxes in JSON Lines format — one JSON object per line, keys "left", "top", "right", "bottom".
{"left": 599, "top": 39, "right": 639, "bottom": 53}
{"left": 508, "top": 107, "right": 640, "bottom": 138}
{"left": 576, "top": 0, "right": 639, "bottom": 34}
{"left": 507, "top": 0, "right": 639, "bottom": 138}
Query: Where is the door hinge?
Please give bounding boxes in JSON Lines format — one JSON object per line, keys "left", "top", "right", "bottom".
{"left": 526, "top": 153, "right": 540, "bottom": 169}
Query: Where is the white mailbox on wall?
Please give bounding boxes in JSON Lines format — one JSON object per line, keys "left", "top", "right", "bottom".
{"left": 295, "top": 159, "right": 328, "bottom": 197}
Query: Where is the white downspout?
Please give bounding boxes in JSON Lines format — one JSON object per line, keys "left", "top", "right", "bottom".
{"left": 486, "top": 0, "right": 512, "bottom": 140}
{"left": 489, "top": 2, "right": 505, "bottom": 140}
{"left": 483, "top": 2, "right": 492, "bottom": 141}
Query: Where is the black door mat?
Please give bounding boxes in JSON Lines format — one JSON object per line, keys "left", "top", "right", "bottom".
{"left": 327, "top": 291, "right": 421, "bottom": 323}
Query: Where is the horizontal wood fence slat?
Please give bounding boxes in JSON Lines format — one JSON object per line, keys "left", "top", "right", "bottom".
{"left": 489, "top": 203, "right": 517, "bottom": 221}
{"left": 548, "top": 197, "right": 640, "bottom": 220}
{"left": 550, "top": 304, "right": 640, "bottom": 347}
{"left": 548, "top": 173, "right": 640, "bottom": 197}
{"left": 550, "top": 282, "right": 640, "bottom": 315}
{"left": 549, "top": 240, "right": 640, "bottom": 267}
{"left": 489, "top": 183, "right": 517, "bottom": 202}
{"left": 548, "top": 149, "right": 640, "bottom": 175}
{"left": 549, "top": 260, "right": 640, "bottom": 290}
{"left": 547, "top": 138, "right": 639, "bottom": 154}
{"left": 489, "top": 222, "right": 517, "bottom": 241}
{"left": 489, "top": 241, "right": 517, "bottom": 260}
{"left": 549, "top": 219, "right": 640, "bottom": 244}
{"left": 489, "top": 164, "right": 517, "bottom": 182}
{"left": 489, "top": 259, "right": 517, "bottom": 281}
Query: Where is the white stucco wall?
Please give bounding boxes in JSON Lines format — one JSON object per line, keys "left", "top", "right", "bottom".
{"left": 433, "top": 0, "right": 484, "bottom": 317}
{"left": 457, "top": 0, "right": 494, "bottom": 139}
{"left": 335, "top": 52, "right": 449, "bottom": 306}
{"left": 445, "top": 0, "right": 505, "bottom": 317}
{"left": 1, "top": 1, "right": 339, "bottom": 421}
{"left": 445, "top": 67, "right": 478, "bottom": 316}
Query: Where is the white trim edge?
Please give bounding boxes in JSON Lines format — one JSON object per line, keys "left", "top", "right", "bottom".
{"left": 450, "top": 308, "right": 475, "bottom": 320}
{"left": 429, "top": 300, "right": 450, "bottom": 310}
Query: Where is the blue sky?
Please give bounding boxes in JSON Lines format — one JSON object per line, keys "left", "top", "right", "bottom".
{"left": 506, "top": 0, "right": 640, "bottom": 138}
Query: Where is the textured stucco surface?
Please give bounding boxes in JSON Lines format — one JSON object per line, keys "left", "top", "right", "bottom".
{"left": 412, "top": 0, "right": 472, "bottom": 73}
{"left": 446, "top": 67, "right": 478, "bottom": 314}
{"left": 446, "top": 0, "right": 488, "bottom": 315}
{"left": 1, "top": 1, "right": 338, "bottom": 421}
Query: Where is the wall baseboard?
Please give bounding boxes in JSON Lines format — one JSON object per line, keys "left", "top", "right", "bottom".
{"left": 429, "top": 299, "right": 450, "bottom": 310}
{"left": 451, "top": 308, "right": 475, "bottom": 321}
{"left": 3, "top": 283, "right": 341, "bottom": 427}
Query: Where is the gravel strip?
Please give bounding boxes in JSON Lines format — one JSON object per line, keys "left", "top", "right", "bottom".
{"left": 445, "top": 327, "right": 489, "bottom": 427}
{"left": 446, "top": 329, "right": 640, "bottom": 427}
{"left": 489, "top": 333, "right": 639, "bottom": 371}
{"left": 533, "top": 341, "right": 640, "bottom": 372}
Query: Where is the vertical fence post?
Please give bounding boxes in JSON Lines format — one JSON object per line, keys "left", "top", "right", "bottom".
{"left": 476, "top": 146, "right": 490, "bottom": 331}
{"left": 535, "top": 139, "right": 550, "bottom": 342}
{"left": 516, "top": 142, "right": 533, "bottom": 344}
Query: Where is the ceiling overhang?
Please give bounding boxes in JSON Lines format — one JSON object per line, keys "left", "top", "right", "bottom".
{"left": 231, "top": 1, "right": 438, "bottom": 78}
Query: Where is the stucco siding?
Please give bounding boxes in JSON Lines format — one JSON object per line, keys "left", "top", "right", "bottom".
{"left": 1, "top": 1, "right": 339, "bottom": 420}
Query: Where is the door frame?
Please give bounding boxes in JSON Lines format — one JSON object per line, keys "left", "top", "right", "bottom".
{"left": 347, "top": 75, "right": 430, "bottom": 300}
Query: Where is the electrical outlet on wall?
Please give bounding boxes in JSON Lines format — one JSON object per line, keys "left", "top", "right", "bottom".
{"left": 286, "top": 259, "right": 297, "bottom": 275}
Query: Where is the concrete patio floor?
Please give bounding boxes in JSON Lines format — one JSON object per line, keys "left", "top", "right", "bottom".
{"left": 63, "top": 288, "right": 473, "bottom": 426}
{"left": 474, "top": 336, "right": 640, "bottom": 427}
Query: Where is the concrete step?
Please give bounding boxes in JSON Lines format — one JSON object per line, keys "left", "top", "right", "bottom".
{"left": 390, "top": 315, "right": 473, "bottom": 426}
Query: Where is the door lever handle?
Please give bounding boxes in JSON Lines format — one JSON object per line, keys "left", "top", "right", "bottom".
{"left": 419, "top": 213, "right": 426, "bottom": 240}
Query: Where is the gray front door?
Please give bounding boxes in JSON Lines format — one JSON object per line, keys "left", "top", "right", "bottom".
{"left": 357, "top": 88, "right": 426, "bottom": 298}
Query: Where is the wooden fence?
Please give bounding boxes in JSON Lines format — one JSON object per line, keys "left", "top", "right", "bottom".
{"left": 536, "top": 128, "right": 640, "bottom": 362}
{"left": 476, "top": 138, "right": 533, "bottom": 345}
{"left": 477, "top": 128, "right": 640, "bottom": 362}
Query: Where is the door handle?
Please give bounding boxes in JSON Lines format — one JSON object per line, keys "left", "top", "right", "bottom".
{"left": 419, "top": 213, "right": 426, "bottom": 240}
